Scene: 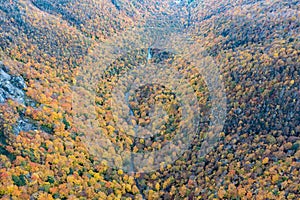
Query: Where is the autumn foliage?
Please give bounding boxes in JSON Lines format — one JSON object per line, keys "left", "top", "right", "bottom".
{"left": 0, "top": 0, "right": 299, "bottom": 200}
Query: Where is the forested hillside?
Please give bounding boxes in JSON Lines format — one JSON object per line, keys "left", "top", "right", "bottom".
{"left": 0, "top": 0, "right": 299, "bottom": 199}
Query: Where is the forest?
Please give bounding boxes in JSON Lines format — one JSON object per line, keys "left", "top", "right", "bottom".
{"left": 0, "top": 0, "right": 299, "bottom": 199}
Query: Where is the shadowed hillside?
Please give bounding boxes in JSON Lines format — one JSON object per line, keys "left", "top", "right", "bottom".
{"left": 0, "top": 0, "right": 299, "bottom": 199}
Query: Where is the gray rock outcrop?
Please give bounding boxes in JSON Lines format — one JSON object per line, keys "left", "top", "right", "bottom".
{"left": 0, "top": 61, "right": 37, "bottom": 134}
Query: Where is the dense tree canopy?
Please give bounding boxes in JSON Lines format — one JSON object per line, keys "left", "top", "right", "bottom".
{"left": 0, "top": 0, "right": 299, "bottom": 199}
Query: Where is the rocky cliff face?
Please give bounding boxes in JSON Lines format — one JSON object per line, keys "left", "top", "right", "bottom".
{"left": 0, "top": 61, "right": 37, "bottom": 134}
{"left": 0, "top": 62, "right": 27, "bottom": 104}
